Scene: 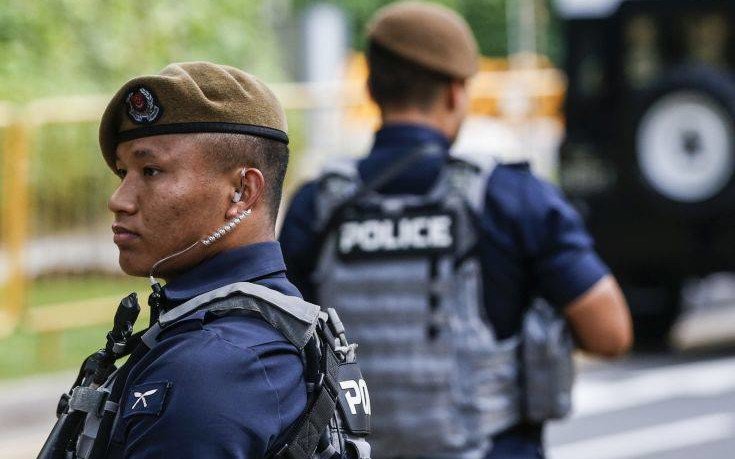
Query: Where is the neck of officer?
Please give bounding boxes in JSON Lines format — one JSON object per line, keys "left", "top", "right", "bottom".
{"left": 380, "top": 107, "right": 456, "bottom": 142}
{"left": 159, "top": 216, "right": 275, "bottom": 283}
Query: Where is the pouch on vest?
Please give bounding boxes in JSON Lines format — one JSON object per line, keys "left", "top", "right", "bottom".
{"left": 520, "top": 299, "right": 575, "bottom": 422}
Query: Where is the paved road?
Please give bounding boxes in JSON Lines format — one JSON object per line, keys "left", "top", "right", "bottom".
{"left": 547, "top": 349, "right": 735, "bottom": 459}
{"left": 2, "top": 349, "right": 734, "bottom": 458}
{"left": 0, "top": 371, "right": 72, "bottom": 458}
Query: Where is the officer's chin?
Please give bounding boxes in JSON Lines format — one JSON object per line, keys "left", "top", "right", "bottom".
{"left": 117, "top": 253, "right": 151, "bottom": 278}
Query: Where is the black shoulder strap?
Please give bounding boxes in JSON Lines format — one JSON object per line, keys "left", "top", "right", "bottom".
{"left": 348, "top": 143, "right": 443, "bottom": 204}
{"left": 88, "top": 337, "right": 149, "bottom": 459}
{"left": 267, "top": 320, "right": 342, "bottom": 459}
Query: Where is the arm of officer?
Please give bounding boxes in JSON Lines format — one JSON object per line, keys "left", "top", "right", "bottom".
{"left": 521, "top": 173, "right": 633, "bottom": 358}
{"left": 279, "top": 182, "right": 320, "bottom": 302}
{"left": 564, "top": 274, "right": 633, "bottom": 358}
{"left": 120, "top": 332, "right": 305, "bottom": 458}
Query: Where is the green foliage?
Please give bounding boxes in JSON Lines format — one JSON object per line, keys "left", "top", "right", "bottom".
{"left": 293, "top": 0, "right": 563, "bottom": 61}
{"left": 29, "top": 275, "right": 145, "bottom": 307}
{"left": 0, "top": 325, "right": 110, "bottom": 378}
{"left": 0, "top": 0, "right": 283, "bottom": 102}
{"left": 293, "top": 0, "right": 509, "bottom": 56}
{"left": 30, "top": 122, "right": 116, "bottom": 235}
{"left": 0, "top": 1, "right": 291, "bottom": 236}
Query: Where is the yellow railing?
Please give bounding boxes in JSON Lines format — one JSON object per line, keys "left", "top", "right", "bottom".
{"left": 1, "top": 113, "right": 30, "bottom": 337}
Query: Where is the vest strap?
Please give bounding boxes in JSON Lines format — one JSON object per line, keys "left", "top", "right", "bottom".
{"left": 274, "top": 344, "right": 342, "bottom": 459}
{"left": 160, "top": 282, "right": 319, "bottom": 325}
{"left": 155, "top": 282, "right": 321, "bottom": 350}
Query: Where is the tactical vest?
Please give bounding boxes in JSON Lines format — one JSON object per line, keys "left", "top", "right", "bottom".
{"left": 40, "top": 282, "right": 371, "bottom": 459}
{"left": 313, "top": 152, "right": 521, "bottom": 457}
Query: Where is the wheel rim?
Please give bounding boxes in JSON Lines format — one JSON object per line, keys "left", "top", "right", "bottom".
{"left": 636, "top": 91, "right": 735, "bottom": 203}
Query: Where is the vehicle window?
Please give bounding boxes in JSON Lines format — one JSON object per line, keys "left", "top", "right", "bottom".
{"left": 684, "top": 13, "right": 728, "bottom": 68}
{"left": 624, "top": 14, "right": 661, "bottom": 90}
{"left": 576, "top": 50, "right": 605, "bottom": 99}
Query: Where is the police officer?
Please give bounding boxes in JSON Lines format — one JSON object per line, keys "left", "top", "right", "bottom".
{"left": 279, "top": 2, "right": 633, "bottom": 458}
{"left": 40, "top": 62, "right": 370, "bottom": 458}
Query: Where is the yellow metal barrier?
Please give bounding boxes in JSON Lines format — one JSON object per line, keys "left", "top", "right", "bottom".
{"left": 1, "top": 117, "right": 31, "bottom": 337}
{"left": 343, "top": 53, "right": 566, "bottom": 124}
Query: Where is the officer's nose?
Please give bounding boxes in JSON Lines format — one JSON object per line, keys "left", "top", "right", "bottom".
{"left": 108, "top": 177, "right": 138, "bottom": 216}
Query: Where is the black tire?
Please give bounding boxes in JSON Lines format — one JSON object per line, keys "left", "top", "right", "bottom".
{"left": 625, "top": 66, "right": 735, "bottom": 217}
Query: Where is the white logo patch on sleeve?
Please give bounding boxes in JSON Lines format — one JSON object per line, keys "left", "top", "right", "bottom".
{"left": 123, "top": 381, "right": 171, "bottom": 419}
{"left": 132, "top": 389, "right": 158, "bottom": 409}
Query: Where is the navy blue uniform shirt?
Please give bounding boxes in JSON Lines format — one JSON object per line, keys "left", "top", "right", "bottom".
{"left": 279, "top": 123, "right": 609, "bottom": 339}
{"left": 112, "top": 241, "right": 307, "bottom": 458}
{"left": 279, "top": 124, "right": 610, "bottom": 450}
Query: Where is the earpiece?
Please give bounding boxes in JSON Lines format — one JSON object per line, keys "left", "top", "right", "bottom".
{"left": 149, "top": 170, "right": 252, "bottom": 278}
{"left": 201, "top": 209, "right": 252, "bottom": 246}
{"left": 231, "top": 168, "right": 247, "bottom": 203}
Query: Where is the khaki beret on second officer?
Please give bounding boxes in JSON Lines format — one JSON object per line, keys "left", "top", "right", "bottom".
{"left": 367, "top": 1, "right": 479, "bottom": 79}
{"left": 99, "top": 61, "right": 288, "bottom": 170}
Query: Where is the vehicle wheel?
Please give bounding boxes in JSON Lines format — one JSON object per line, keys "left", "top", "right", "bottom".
{"left": 629, "top": 66, "right": 735, "bottom": 216}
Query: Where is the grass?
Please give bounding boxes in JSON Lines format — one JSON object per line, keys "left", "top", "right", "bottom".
{"left": 0, "top": 275, "right": 149, "bottom": 380}
{"left": 29, "top": 275, "right": 146, "bottom": 307}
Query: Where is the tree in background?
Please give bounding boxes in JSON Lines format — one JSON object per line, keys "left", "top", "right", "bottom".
{"left": 290, "top": 0, "right": 505, "bottom": 55}
{"left": 0, "top": 0, "right": 283, "bottom": 102}
{"left": 290, "top": 0, "right": 560, "bottom": 61}
{"left": 0, "top": 0, "right": 561, "bottom": 102}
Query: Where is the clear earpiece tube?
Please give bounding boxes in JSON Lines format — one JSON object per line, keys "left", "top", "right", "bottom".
{"left": 202, "top": 209, "right": 252, "bottom": 246}
{"left": 148, "top": 208, "right": 253, "bottom": 281}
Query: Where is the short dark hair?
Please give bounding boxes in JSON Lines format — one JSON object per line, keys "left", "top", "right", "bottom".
{"left": 367, "top": 40, "right": 453, "bottom": 112}
{"left": 196, "top": 133, "right": 289, "bottom": 222}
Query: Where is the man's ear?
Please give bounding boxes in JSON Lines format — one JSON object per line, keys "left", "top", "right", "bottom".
{"left": 367, "top": 79, "right": 376, "bottom": 104}
{"left": 226, "top": 167, "right": 265, "bottom": 218}
{"left": 446, "top": 79, "right": 466, "bottom": 111}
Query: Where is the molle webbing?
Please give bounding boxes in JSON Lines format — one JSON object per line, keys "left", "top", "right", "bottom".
{"left": 313, "top": 151, "right": 518, "bottom": 456}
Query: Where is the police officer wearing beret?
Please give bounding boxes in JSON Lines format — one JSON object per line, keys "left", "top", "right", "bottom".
{"left": 39, "top": 62, "right": 371, "bottom": 459}
{"left": 279, "top": 2, "right": 633, "bottom": 458}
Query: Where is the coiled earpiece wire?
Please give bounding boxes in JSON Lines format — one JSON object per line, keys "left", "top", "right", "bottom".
{"left": 148, "top": 208, "right": 253, "bottom": 283}
{"left": 146, "top": 207, "right": 252, "bottom": 323}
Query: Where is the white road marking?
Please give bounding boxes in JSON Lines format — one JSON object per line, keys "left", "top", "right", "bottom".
{"left": 549, "top": 413, "right": 735, "bottom": 459}
{"left": 572, "top": 356, "right": 735, "bottom": 417}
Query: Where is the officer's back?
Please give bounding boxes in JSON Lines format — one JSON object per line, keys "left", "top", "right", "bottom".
{"left": 280, "top": 2, "right": 633, "bottom": 458}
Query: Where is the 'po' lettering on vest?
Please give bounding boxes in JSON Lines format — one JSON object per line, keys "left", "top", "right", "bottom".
{"left": 338, "top": 213, "right": 455, "bottom": 258}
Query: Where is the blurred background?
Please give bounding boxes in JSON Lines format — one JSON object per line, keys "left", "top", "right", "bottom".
{"left": 1, "top": 0, "right": 735, "bottom": 457}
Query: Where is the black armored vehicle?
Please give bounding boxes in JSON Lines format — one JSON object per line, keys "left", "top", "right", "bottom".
{"left": 555, "top": 0, "right": 735, "bottom": 342}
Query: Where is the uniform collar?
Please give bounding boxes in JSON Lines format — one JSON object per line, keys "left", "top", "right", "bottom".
{"left": 163, "top": 241, "right": 287, "bottom": 304}
{"left": 359, "top": 123, "right": 450, "bottom": 194}
{"left": 371, "top": 123, "right": 451, "bottom": 152}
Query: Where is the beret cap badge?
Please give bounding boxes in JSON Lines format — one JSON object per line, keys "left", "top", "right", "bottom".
{"left": 125, "top": 87, "right": 162, "bottom": 125}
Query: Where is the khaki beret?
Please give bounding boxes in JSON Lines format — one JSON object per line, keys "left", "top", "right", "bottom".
{"left": 367, "top": 1, "right": 479, "bottom": 79}
{"left": 99, "top": 61, "right": 288, "bottom": 170}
